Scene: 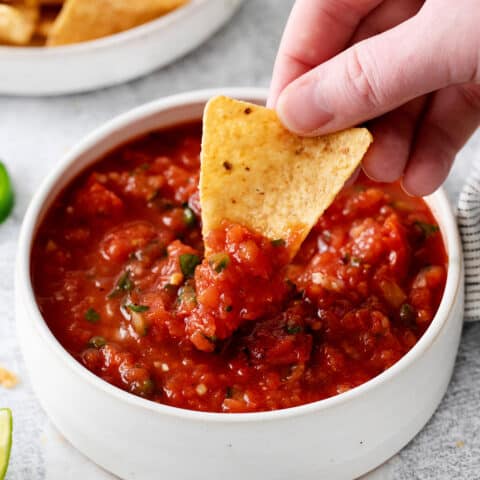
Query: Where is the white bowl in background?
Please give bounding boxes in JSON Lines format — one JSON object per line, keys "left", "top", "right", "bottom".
{"left": 0, "top": 0, "right": 244, "bottom": 96}
{"left": 15, "top": 88, "right": 464, "bottom": 480}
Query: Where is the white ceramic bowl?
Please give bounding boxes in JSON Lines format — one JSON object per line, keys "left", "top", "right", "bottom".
{"left": 0, "top": 0, "right": 244, "bottom": 96}
{"left": 16, "top": 88, "right": 464, "bottom": 480}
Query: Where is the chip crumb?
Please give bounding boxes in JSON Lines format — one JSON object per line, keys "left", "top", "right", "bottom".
{"left": 456, "top": 440, "right": 465, "bottom": 448}
{"left": 0, "top": 365, "right": 19, "bottom": 389}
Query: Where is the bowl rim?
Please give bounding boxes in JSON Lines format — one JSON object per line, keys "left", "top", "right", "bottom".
{"left": 16, "top": 87, "right": 463, "bottom": 423}
{"left": 0, "top": 0, "right": 224, "bottom": 56}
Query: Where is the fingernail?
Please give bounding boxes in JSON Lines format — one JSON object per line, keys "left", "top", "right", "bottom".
{"left": 266, "top": 98, "right": 275, "bottom": 109}
{"left": 400, "top": 177, "right": 418, "bottom": 197}
{"left": 277, "top": 79, "right": 333, "bottom": 135}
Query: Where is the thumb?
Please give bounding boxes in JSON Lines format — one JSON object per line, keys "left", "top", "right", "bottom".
{"left": 276, "top": 13, "right": 475, "bottom": 135}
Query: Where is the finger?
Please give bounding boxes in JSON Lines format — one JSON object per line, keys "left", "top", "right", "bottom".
{"left": 344, "top": 165, "right": 362, "bottom": 188}
{"left": 362, "top": 96, "right": 427, "bottom": 182}
{"left": 350, "top": 0, "right": 424, "bottom": 44}
{"left": 348, "top": 0, "right": 426, "bottom": 183}
{"left": 403, "top": 84, "right": 480, "bottom": 196}
{"left": 276, "top": 10, "right": 477, "bottom": 135}
{"left": 267, "top": 0, "right": 384, "bottom": 108}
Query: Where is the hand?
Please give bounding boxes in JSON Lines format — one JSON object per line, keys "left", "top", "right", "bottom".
{"left": 268, "top": 0, "right": 480, "bottom": 196}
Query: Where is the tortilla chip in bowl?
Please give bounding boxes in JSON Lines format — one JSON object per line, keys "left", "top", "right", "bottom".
{"left": 0, "top": 0, "right": 244, "bottom": 95}
{"left": 0, "top": 3, "right": 38, "bottom": 45}
{"left": 46, "top": 0, "right": 189, "bottom": 46}
{"left": 0, "top": 0, "right": 189, "bottom": 47}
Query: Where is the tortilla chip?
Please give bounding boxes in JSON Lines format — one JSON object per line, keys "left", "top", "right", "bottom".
{"left": 200, "top": 96, "right": 373, "bottom": 257}
{"left": 0, "top": 4, "right": 38, "bottom": 45}
{"left": 2, "top": 0, "right": 38, "bottom": 5}
{"left": 47, "top": 0, "right": 189, "bottom": 46}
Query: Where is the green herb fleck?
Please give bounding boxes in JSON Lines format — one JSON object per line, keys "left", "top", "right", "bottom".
{"left": 183, "top": 206, "right": 196, "bottom": 226}
{"left": 271, "top": 238, "right": 286, "bottom": 247}
{"left": 179, "top": 253, "right": 201, "bottom": 277}
{"left": 225, "top": 305, "right": 233, "bottom": 312}
{"left": 351, "top": 257, "right": 362, "bottom": 267}
{"left": 177, "top": 285, "right": 197, "bottom": 306}
{"left": 88, "top": 336, "right": 106, "bottom": 348}
{"left": 132, "top": 378, "right": 155, "bottom": 397}
{"left": 117, "top": 272, "right": 133, "bottom": 290}
{"left": 342, "top": 253, "right": 361, "bottom": 267}
{"left": 108, "top": 271, "right": 133, "bottom": 298}
{"left": 127, "top": 304, "right": 149, "bottom": 313}
{"left": 414, "top": 221, "right": 440, "bottom": 238}
{"left": 399, "top": 303, "right": 415, "bottom": 324}
{"left": 208, "top": 252, "right": 230, "bottom": 273}
{"left": 225, "top": 386, "right": 234, "bottom": 399}
{"left": 0, "top": 161, "right": 14, "bottom": 223}
{"left": 85, "top": 308, "right": 100, "bottom": 323}
{"left": 202, "top": 333, "right": 217, "bottom": 344}
{"left": 285, "top": 325, "right": 303, "bottom": 335}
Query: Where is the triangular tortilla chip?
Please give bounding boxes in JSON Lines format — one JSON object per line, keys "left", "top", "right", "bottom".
{"left": 47, "top": 0, "right": 188, "bottom": 46}
{"left": 0, "top": 4, "right": 38, "bottom": 45}
{"left": 200, "top": 96, "right": 373, "bottom": 257}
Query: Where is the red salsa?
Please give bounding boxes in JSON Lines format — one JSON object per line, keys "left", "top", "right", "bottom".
{"left": 32, "top": 123, "right": 447, "bottom": 413}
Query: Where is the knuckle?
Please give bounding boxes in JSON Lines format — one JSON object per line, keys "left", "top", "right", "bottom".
{"left": 345, "top": 45, "right": 383, "bottom": 109}
{"left": 319, "top": 0, "right": 357, "bottom": 29}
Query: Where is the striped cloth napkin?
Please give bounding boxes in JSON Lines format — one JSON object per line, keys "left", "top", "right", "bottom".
{"left": 458, "top": 163, "right": 480, "bottom": 321}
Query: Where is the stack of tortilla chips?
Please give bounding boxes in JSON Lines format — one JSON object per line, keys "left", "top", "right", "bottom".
{"left": 0, "top": 0, "right": 188, "bottom": 46}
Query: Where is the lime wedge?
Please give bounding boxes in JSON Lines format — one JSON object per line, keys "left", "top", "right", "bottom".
{"left": 0, "top": 408, "right": 12, "bottom": 480}
{"left": 0, "top": 161, "right": 14, "bottom": 224}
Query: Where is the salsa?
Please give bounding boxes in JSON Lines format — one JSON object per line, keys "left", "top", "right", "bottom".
{"left": 32, "top": 123, "right": 447, "bottom": 413}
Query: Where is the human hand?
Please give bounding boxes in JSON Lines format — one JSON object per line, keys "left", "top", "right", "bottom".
{"left": 268, "top": 0, "right": 480, "bottom": 196}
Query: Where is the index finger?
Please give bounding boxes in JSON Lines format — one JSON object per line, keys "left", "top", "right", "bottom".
{"left": 268, "top": 0, "right": 384, "bottom": 108}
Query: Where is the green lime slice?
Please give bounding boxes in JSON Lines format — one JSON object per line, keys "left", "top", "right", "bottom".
{"left": 0, "top": 161, "right": 14, "bottom": 223}
{"left": 0, "top": 408, "right": 12, "bottom": 480}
